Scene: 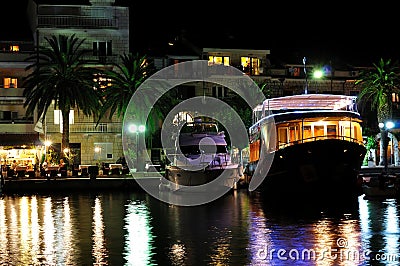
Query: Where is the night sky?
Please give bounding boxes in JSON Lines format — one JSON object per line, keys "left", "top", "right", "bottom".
{"left": 4, "top": 0, "right": 400, "bottom": 66}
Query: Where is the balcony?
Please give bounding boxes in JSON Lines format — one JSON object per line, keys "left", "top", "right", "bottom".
{"left": 38, "top": 15, "right": 118, "bottom": 29}
{"left": 46, "top": 122, "right": 122, "bottom": 134}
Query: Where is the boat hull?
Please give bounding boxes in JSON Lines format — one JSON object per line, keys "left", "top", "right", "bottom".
{"left": 161, "top": 164, "right": 242, "bottom": 192}
{"left": 247, "top": 139, "right": 366, "bottom": 198}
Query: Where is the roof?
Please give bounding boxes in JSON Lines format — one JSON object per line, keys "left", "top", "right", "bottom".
{"left": 254, "top": 94, "right": 358, "bottom": 113}
{"left": 0, "top": 133, "right": 43, "bottom": 147}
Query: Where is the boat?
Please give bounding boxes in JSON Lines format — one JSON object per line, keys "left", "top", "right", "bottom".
{"left": 245, "top": 93, "right": 367, "bottom": 198}
{"left": 362, "top": 174, "right": 400, "bottom": 199}
{"left": 160, "top": 117, "right": 243, "bottom": 192}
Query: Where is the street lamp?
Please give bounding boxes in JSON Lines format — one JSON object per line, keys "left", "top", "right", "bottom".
{"left": 129, "top": 124, "right": 145, "bottom": 171}
{"left": 379, "top": 120, "right": 394, "bottom": 174}
{"left": 303, "top": 57, "right": 308, "bottom": 94}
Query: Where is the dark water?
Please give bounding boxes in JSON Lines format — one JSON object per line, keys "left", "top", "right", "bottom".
{"left": 0, "top": 190, "right": 399, "bottom": 266}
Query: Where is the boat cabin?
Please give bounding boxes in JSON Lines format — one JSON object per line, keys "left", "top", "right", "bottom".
{"left": 248, "top": 94, "right": 364, "bottom": 163}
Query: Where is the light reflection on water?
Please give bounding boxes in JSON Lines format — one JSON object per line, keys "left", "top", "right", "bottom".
{"left": 0, "top": 191, "right": 398, "bottom": 265}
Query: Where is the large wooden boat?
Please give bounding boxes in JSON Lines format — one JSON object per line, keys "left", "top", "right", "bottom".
{"left": 245, "top": 94, "right": 367, "bottom": 198}
{"left": 160, "top": 117, "right": 242, "bottom": 192}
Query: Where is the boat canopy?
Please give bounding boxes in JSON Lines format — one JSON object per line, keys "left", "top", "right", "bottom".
{"left": 253, "top": 94, "right": 358, "bottom": 122}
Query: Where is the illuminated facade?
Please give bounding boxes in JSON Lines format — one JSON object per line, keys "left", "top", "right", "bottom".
{"left": 24, "top": 0, "right": 129, "bottom": 165}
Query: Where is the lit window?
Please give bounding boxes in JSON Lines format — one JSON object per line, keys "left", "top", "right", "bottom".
{"left": 54, "top": 110, "right": 74, "bottom": 124}
{"left": 94, "top": 142, "right": 113, "bottom": 160}
{"left": 241, "top": 57, "right": 261, "bottom": 75}
{"left": 10, "top": 45, "right": 19, "bottom": 52}
{"left": 392, "top": 93, "right": 399, "bottom": 103}
{"left": 4, "top": 78, "right": 18, "bottom": 88}
{"left": 208, "top": 56, "right": 230, "bottom": 66}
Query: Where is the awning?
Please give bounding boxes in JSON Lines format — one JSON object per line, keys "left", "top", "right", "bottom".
{"left": 0, "top": 133, "right": 43, "bottom": 147}
{"left": 253, "top": 94, "right": 357, "bottom": 112}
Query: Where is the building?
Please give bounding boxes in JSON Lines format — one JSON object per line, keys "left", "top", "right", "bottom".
{"left": 25, "top": 0, "right": 129, "bottom": 166}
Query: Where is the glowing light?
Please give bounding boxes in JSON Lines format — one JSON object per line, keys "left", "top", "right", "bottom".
{"left": 124, "top": 201, "right": 154, "bottom": 265}
{"left": 92, "top": 197, "right": 107, "bottom": 265}
{"left": 313, "top": 69, "right": 324, "bottom": 79}
{"left": 386, "top": 121, "right": 395, "bottom": 129}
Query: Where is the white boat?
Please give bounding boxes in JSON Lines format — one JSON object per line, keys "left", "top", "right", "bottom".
{"left": 245, "top": 94, "right": 367, "bottom": 198}
{"left": 161, "top": 117, "right": 242, "bottom": 192}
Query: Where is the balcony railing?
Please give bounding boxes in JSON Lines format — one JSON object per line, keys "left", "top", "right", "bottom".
{"left": 38, "top": 15, "right": 118, "bottom": 29}
{"left": 46, "top": 122, "right": 122, "bottom": 134}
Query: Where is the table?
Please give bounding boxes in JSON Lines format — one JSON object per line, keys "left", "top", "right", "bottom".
{"left": 16, "top": 166, "right": 27, "bottom": 177}
{"left": 109, "top": 164, "right": 122, "bottom": 169}
{"left": 109, "top": 164, "right": 122, "bottom": 175}
{"left": 79, "top": 165, "right": 91, "bottom": 176}
{"left": 46, "top": 166, "right": 59, "bottom": 178}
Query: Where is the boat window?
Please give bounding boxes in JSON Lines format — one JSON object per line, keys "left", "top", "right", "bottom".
{"left": 289, "top": 125, "right": 300, "bottom": 143}
{"left": 303, "top": 126, "right": 312, "bottom": 141}
{"left": 278, "top": 127, "right": 288, "bottom": 147}
{"left": 327, "top": 125, "right": 336, "bottom": 138}
{"left": 314, "top": 126, "right": 324, "bottom": 139}
{"left": 180, "top": 145, "right": 227, "bottom": 155}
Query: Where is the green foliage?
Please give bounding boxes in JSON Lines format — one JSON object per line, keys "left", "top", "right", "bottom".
{"left": 22, "top": 34, "right": 103, "bottom": 156}
{"left": 356, "top": 58, "right": 400, "bottom": 123}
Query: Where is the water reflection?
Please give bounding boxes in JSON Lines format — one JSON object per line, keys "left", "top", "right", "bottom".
{"left": 248, "top": 193, "right": 364, "bottom": 265}
{"left": 0, "top": 192, "right": 398, "bottom": 265}
{"left": 360, "top": 198, "right": 400, "bottom": 265}
{"left": 93, "top": 197, "right": 108, "bottom": 265}
{"left": 124, "top": 198, "right": 155, "bottom": 265}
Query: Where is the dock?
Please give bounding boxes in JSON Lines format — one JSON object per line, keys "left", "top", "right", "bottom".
{"left": 0, "top": 173, "right": 162, "bottom": 194}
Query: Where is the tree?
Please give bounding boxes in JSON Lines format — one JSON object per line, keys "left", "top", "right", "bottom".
{"left": 99, "top": 52, "right": 176, "bottom": 145}
{"left": 356, "top": 58, "right": 400, "bottom": 167}
{"left": 99, "top": 52, "right": 151, "bottom": 120}
{"left": 23, "top": 34, "right": 103, "bottom": 161}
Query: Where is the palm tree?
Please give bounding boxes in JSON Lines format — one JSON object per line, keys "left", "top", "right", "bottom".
{"left": 99, "top": 52, "right": 151, "bottom": 120}
{"left": 356, "top": 58, "right": 400, "bottom": 168}
{"left": 99, "top": 52, "right": 176, "bottom": 142}
{"left": 23, "top": 34, "right": 103, "bottom": 161}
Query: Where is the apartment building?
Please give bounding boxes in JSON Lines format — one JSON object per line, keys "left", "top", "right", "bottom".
{"left": 0, "top": 0, "right": 129, "bottom": 168}
{"left": 0, "top": 40, "right": 39, "bottom": 167}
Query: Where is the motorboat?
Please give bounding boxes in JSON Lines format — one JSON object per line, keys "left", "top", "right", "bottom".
{"left": 160, "top": 117, "right": 242, "bottom": 192}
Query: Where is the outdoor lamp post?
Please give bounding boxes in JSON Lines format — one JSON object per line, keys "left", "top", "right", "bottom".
{"left": 303, "top": 57, "right": 308, "bottom": 94}
{"left": 379, "top": 120, "right": 394, "bottom": 174}
{"left": 128, "top": 124, "right": 146, "bottom": 171}
{"left": 44, "top": 140, "right": 52, "bottom": 163}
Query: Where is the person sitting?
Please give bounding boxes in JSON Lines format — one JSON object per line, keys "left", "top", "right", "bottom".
{"left": 58, "top": 159, "right": 67, "bottom": 177}
{"left": 8, "top": 160, "right": 17, "bottom": 178}
{"left": 40, "top": 160, "right": 48, "bottom": 177}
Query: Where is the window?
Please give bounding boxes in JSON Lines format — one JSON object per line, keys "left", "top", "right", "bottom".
{"left": 241, "top": 57, "right": 261, "bottom": 75}
{"left": 327, "top": 125, "right": 337, "bottom": 138}
{"left": 93, "top": 41, "right": 112, "bottom": 56}
{"left": 54, "top": 110, "right": 74, "bottom": 125}
{"left": 212, "top": 86, "right": 227, "bottom": 98}
{"left": 10, "top": 45, "right": 19, "bottom": 52}
{"left": 208, "top": 56, "right": 230, "bottom": 66}
{"left": 94, "top": 143, "right": 113, "bottom": 160}
{"left": 54, "top": 110, "right": 74, "bottom": 133}
{"left": 4, "top": 78, "right": 17, "bottom": 88}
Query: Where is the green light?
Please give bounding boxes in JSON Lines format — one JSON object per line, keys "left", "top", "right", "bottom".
{"left": 313, "top": 70, "right": 324, "bottom": 79}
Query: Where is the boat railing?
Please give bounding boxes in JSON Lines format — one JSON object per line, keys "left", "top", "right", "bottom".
{"left": 278, "top": 135, "right": 364, "bottom": 149}
{"left": 167, "top": 152, "right": 230, "bottom": 167}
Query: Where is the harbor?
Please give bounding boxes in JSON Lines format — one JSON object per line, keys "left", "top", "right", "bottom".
{"left": 0, "top": 172, "right": 161, "bottom": 194}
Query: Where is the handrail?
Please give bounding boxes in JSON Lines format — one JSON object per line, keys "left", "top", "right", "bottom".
{"left": 278, "top": 134, "right": 364, "bottom": 149}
